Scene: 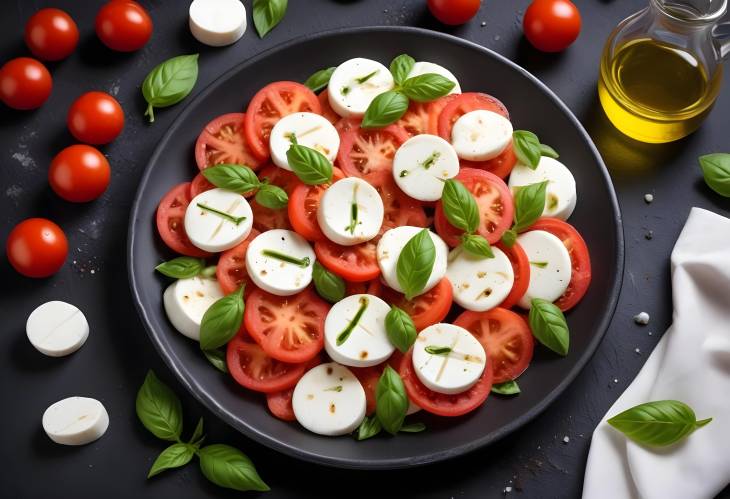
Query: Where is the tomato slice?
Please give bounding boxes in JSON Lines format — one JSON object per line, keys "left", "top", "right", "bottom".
{"left": 345, "top": 278, "right": 382, "bottom": 297}
{"left": 461, "top": 143, "right": 518, "bottom": 180}
{"left": 195, "top": 113, "right": 263, "bottom": 171}
{"left": 453, "top": 308, "right": 534, "bottom": 383}
{"left": 498, "top": 241, "right": 530, "bottom": 309}
{"left": 245, "top": 81, "right": 321, "bottom": 160}
{"left": 288, "top": 167, "right": 345, "bottom": 241}
{"left": 226, "top": 333, "right": 307, "bottom": 393}
{"left": 314, "top": 240, "right": 380, "bottom": 282}
{"left": 396, "top": 101, "right": 431, "bottom": 136}
{"left": 427, "top": 94, "right": 458, "bottom": 135}
{"left": 528, "top": 218, "right": 592, "bottom": 311}
{"left": 266, "top": 387, "right": 296, "bottom": 421}
{"left": 189, "top": 172, "right": 215, "bottom": 198}
{"left": 377, "top": 178, "right": 429, "bottom": 235}
{"left": 155, "top": 183, "right": 210, "bottom": 257}
{"left": 351, "top": 365, "right": 381, "bottom": 415}
{"left": 250, "top": 165, "right": 299, "bottom": 232}
{"left": 216, "top": 229, "right": 260, "bottom": 295}
{"left": 437, "top": 92, "right": 510, "bottom": 141}
{"left": 318, "top": 89, "right": 340, "bottom": 124}
{"left": 380, "top": 278, "right": 453, "bottom": 331}
{"left": 244, "top": 287, "right": 328, "bottom": 363}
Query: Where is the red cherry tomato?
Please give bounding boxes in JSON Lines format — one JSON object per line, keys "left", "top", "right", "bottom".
{"left": 95, "top": 0, "right": 153, "bottom": 52}
{"left": 67, "top": 91, "right": 124, "bottom": 145}
{"left": 49, "top": 145, "right": 111, "bottom": 202}
{"left": 6, "top": 218, "right": 68, "bottom": 278}
{"left": 428, "top": 0, "right": 481, "bottom": 25}
{"left": 24, "top": 8, "right": 79, "bottom": 61}
{"left": 0, "top": 58, "right": 52, "bottom": 110}
{"left": 523, "top": 0, "right": 581, "bottom": 53}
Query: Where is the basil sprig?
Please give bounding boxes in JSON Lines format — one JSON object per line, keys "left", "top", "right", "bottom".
{"left": 461, "top": 234, "right": 494, "bottom": 258}
{"left": 136, "top": 370, "right": 183, "bottom": 441}
{"left": 501, "top": 181, "right": 548, "bottom": 247}
{"left": 286, "top": 140, "right": 333, "bottom": 185}
{"left": 400, "top": 74, "right": 456, "bottom": 102}
{"left": 396, "top": 228, "right": 436, "bottom": 300}
{"left": 199, "top": 444, "right": 270, "bottom": 492}
{"left": 202, "top": 348, "right": 228, "bottom": 373}
{"left": 252, "top": 0, "right": 287, "bottom": 38}
{"left": 356, "top": 415, "right": 382, "bottom": 441}
{"left": 155, "top": 257, "right": 205, "bottom": 279}
{"left": 528, "top": 298, "right": 569, "bottom": 356}
{"left": 202, "top": 164, "right": 288, "bottom": 209}
{"left": 512, "top": 130, "right": 559, "bottom": 169}
{"left": 148, "top": 443, "right": 196, "bottom": 478}
{"left": 376, "top": 366, "right": 409, "bottom": 434}
{"left": 199, "top": 286, "right": 244, "bottom": 351}
{"left": 362, "top": 91, "right": 410, "bottom": 129}
{"left": 142, "top": 54, "right": 199, "bottom": 123}
{"left": 491, "top": 380, "right": 521, "bottom": 395}
{"left": 312, "top": 261, "right": 346, "bottom": 303}
{"left": 385, "top": 306, "right": 417, "bottom": 353}
{"left": 441, "top": 179, "right": 494, "bottom": 259}
{"left": 304, "top": 66, "right": 335, "bottom": 92}
{"left": 699, "top": 153, "right": 730, "bottom": 197}
{"left": 608, "top": 400, "right": 712, "bottom": 447}
{"left": 389, "top": 54, "right": 415, "bottom": 86}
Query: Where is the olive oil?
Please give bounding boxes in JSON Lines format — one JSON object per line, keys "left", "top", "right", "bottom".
{"left": 598, "top": 39, "right": 722, "bottom": 143}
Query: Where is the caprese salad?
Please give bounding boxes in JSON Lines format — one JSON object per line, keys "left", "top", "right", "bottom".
{"left": 153, "top": 53, "right": 591, "bottom": 439}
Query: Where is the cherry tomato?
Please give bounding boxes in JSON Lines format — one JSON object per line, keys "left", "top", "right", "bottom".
{"left": 250, "top": 165, "right": 298, "bottom": 232}
{"left": 48, "top": 145, "right": 110, "bottom": 202}
{"left": 314, "top": 240, "right": 380, "bottom": 283}
{"left": 498, "top": 242, "right": 530, "bottom": 309}
{"left": 24, "top": 8, "right": 79, "bottom": 61}
{"left": 380, "top": 277, "right": 453, "bottom": 331}
{"left": 0, "top": 58, "right": 52, "bottom": 110}
{"left": 156, "top": 183, "right": 210, "bottom": 257}
{"left": 288, "top": 167, "right": 345, "bottom": 241}
{"left": 317, "top": 90, "right": 339, "bottom": 124}
{"left": 216, "top": 229, "right": 260, "bottom": 295}
{"left": 523, "top": 0, "right": 581, "bottom": 53}
{"left": 67, "top": 91, "right": 124, "bottom": 145}
{"left": 427, "top": 0, "right": 481, "bottom": 25}
{"left": 194, "top": 113, "right": 264, "bottom": 171}
{"left": 95, "top": 0, "right": 153, "bottom": 52}
{"left": 6, "top": 218, "right": 68, "bottom": 278}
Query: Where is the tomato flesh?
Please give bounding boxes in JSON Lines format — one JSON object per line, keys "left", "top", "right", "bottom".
{"left": 227, "top": 333, "right": 307, "bottom": 393}
{"left": 318, "top": 89, "right": 340, "bottom": 124}
{"left": 195, "top": 113, "right": 263, "bottom": 171}
{"left": 498, "top": 242, "right": 530, "bottom": 309}
{"left": 377, "top": 179, "right": 429, "bottom": 235}
{"left": 437, "top": 92, "right": 509, "bottom": 143}
{"left": 380, "top": 278, "right": 453, "bottom": 331}
{"left": 288, "top": 167, "right": 345, "bottom": 241}
{"left": 266, "top": 388, "right": 296, "bottom": 421}
{"left": 216, "top": 229, "right": 260, "bottom": 295}
{"left": 155, "top": 183, "right": 210, "bottom": 258}
{"left": 314, "top": 240, "right": 380, "bottom": 282}
{"left": 396, "top": 101, "right": 431, "bottom": 136}
{"left": 250, "top": 165, "right": 298, "bottom": 232}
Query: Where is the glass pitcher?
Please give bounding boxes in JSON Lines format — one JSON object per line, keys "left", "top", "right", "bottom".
{"left": 598, "top": 0, "right": 730, "bottom": 143}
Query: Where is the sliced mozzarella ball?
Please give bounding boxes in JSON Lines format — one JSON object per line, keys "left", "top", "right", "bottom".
{"left": 508, "top": 157, "right": 577, "bottom": 220}
{"left": 517, "top": 230, "right": 572, "bottom": 309}
{"left": 317, "top": 177, "right": 384, "bottom": 246}
{"left": 447, "top": 247, "right": 515, "bottom": 312}
{"left": 189, "top": 0, "right": 247, "bottom": 47}
{"left": 328, "top": 58, "right": 395, "bottom": 118}
{"left": 42, "top": 396, "right": 109, "bottom": 446}
{"left": 412, "top": 323, "right": 486, "bottom": 395}
{"left": 185, "top": 188, "right": 253, "bottom": 253}
{"left": 269, "top": 112, "right": 340, "bottom": 171}
{"left": 26, "top": 301, "right": 89, "bottom": 357}
{"left": 292, "top": 362, "right": 366, "bottom": 436}
{"left": 246, "top": 229, "right": 315, "bottom": 296}
{"left": 376, "top": 226, "right": 448, "bottom": 296}
{"left": 406, "top": 61, "right": 461, "bottom": 94}
{"left": 163, "top": 276, "right": 224, "bottom": 341}
{"left": 451, "top": 110, "right": 512, "bottom": 161}
{"left": 392, "top": 134, "right": 460, "bottom": 202}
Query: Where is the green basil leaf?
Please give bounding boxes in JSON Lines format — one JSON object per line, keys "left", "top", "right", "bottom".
{"left": 312, "top": 261, "right": 346, "bottom": 303}
{"left": 699, "top": 153, "right": 730, "bottom": 197}
{"left": 304, "top": 66, "right": 336, "bottom": 92}
{"left": 491, "top": 380, "right": 521, "bottom": 395}
{"left": 202, "top": 348, "right": 228, "bottom": 373}
{"left": 607, "top": 400, "right": 712, "bottom": 447}
{"left": 254, "top": 183, "right": 288, "bottom": 209}
{"left": 188, "top": 417, "right": 204, "bottom": 445}
{"left": 441, "top": 179, "right": 479, "bottom": 233}
{"left": 396, "top": 228, "right": 436, "bottom": 300}
{"left": 155, "top": 257, "right": 205, "bottom": 279}
{"left": 385, "top": 306, "right": 417, "bottom": 353}
{"left": 539, "top": 143, "right": 560, "bottom": 159}
{"left": 400, "top": 73, "right": 455, "bottom": 102}
{"left": 513, "top": 130, "right": 542, "bottom": 169}
{"left": 389, "top": 54, "right": 415, "bottom": 86}
{"left": 142, "top": 54, "right": 199, "bottom": 123}
{"left": 135, "top": 370, "right": 183, "bottom": 442}
{"left": 147, "top": 443, "right": 196, "bottom": 478}
{"left": 528, "top": 298, "right": 569, "bottom": 356}
{"left": 361, "top": 90, "right": 410, "bottom": 128}
{"left": 399, "top": 422, "right": 426, "bottom": 433}
{"left": 199, "top": 287, "right": 244, "bottom": 350}
{"left": 375, "top": 366, "right": 409, "bottom": 435}
{"left": 286, "top": 144, "right": 333, "bottom": 185}
{"left": 252, "top": 0, "right": 287, "bottom": 38}
{"left": 461, "top": 234, "right": 494, "bottom": 259}
{"left": 512, "top": 181, "right": 548, "bottom": 233}
{"left": 202, "top": 164, "right": 260, "bottom": 194}
{"left": 355, "top": 415, "right": 382, "bottom": 441}
{"left": 501, "top": 229, "right": 517, "bottom": 247}
{"left": 198, "top": 444, "right": 269, "bottom": 492}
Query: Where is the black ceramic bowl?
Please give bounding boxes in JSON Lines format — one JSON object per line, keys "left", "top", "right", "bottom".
{"left": 128, "top": 26, "right": 623, "bottom": 469}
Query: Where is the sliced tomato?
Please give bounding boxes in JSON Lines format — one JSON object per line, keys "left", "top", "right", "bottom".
{"left": 345, "top": 278, "right": 382, "bottom": 297}
{"left": 437, "top": 92, "right": 510, "bottom": 142}
{"left": 195, "top": 113, "right": 263, "bottom": 171}
{"left": 266, "top": 387, "right": 296, "bottom": 421}
{"left": 155, "top": 183, "right": 210, "bottom": 258}
{"left": 396, "top": 101, "right": 431, "bottom": 136}
{"left": 498, "top": 241, "right": 530, "bottom": 309}
{"left": 189, "top": 172, "right": 215, "bottom": 198}
{"left": 226, "top": 333, "right": 307, "bottom": 393}
{"left": 216, "top": 229, "right": 260, "bottom": 295}
{"left": 250, "top": 165, "right": 298, "bottom": 232}
{"left": 351, "top": 365, "right": 381, "bottom": 415}
{"left": 314, "top": 240, "right": 380, "bottom": 282}
{"left": 318, "top": 89, "right": 339, "bottom": 124}
{"left": 461, "top": 143, "right": 518, "bottom": 180}
{"left": 377, "top": 178, "right": 429, "bottom": 234}
{"left": 380, "top": 278, "right": 453, "bottom": 331}
{"left": 427, "top": 94, "right": 458, "bottom": 135}
{"left": 288, "top": 167, "right": 345, "bottom": 241}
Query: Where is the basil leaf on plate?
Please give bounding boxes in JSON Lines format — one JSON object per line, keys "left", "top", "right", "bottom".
{"left": 252, "top": 0, "right": 287, "bottom": 38}
{"left": 461, "top": 234, "right": 494, "bottom": 259}
{"left": 512, "top": 181, "right": 548, "bottom": 233}
{"left": 202, "top": 164, "right": 260, "bottom": 194}
{"left": 361, "top": 90, "right": 410, "bottom": 128}
{"left": 396, "top": 228, "right": 436, "bottom": 300}
{"left": 199, "top": 286, "right": 245, "bottom": 350}
{"left": 389, "top": 53, "right": 415, "bottom": 86}
{"left": 375, "top": 366, "right": 409, "bottom": 435}
{"left": 304, "top": 66, "right": 336, "bottom": 92}
{"left": 513, "top": 130, "right": 542, "bottom": 169}
{"left": 441, "top": 179, "right": 479, "bottom": 233}
{"left": 203, "top": 348, "right": 228, "bottom": 373}
{"left": 198, "top": 444, "right": 270, "bottom": 492}
{"left": 286, "top": 143, "right": 333, "bottom": 185}
{"left": 142, "top": 54, "right": 199, "bottom": 123}
{"left": 399, "top": 422, "right": 426, "bottom": 433}
{"left": 528, "top": 298, "right": 569, "bottom": 356}
{"left": 385, "top": 306, "right": 417, "bottom": 353}
{"left": 400, "top": 73, "right": 455, "bottom": 102}
{"left": 147, "top": 443, "right": 196, "bottom": 478}
{"left": 155, "top": 257, "right": 205, "bottom": 279}
{"left": 254, "top": 183, "right": 288, "bottom": 209}
{"left": 135, "top": 370, "right": 183, "bottom": 442}
{"left": 501, "top": 229, "right": 517, "bottom": 247}
{"left": 699, "top": 153, "right": 730, "bottom": 197}
{"left": 608, "top": 400, "right": 712, "bottom": 447}
{"left": 539, "top": 143, "right": 560, "bottom": 159}
{"left": 491, "top": 380, "right": 521, "bottom": 395}
{"left": 312, "top": 261, "right": 346, "bottom": 303}
{"left": 355, "top": 415, "right": 382, "bottom": 441}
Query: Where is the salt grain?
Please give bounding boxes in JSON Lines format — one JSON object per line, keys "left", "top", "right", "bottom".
{"left": 563, "top": 436, "right": 570, "bottom": 444}
{"left": 644, "top": 193, "right": 654, "bottom": 203}
{"left": 634, "top": 312, "right": 650, "bottom": 325}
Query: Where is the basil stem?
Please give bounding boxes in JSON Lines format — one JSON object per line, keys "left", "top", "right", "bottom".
{"left": 345, "top": 182, "right": 359, "bottom": 235}
{"left": 336, "top": 296, "right": 369, "bottom": 346}
{"left": 261, "top": 249, "right": 311, "bottom": 268}
{"left": 425, "top": 345, "right": 452, "bottom": 356}
{"left": 197, "top": 203, "right": 246, "bottom": 225}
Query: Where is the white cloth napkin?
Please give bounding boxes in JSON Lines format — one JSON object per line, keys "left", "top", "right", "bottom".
{"left": 582, "top": 207, "right": 730, "bottom": 499}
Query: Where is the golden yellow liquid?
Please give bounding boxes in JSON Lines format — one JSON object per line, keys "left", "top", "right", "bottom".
{"left": 598, "top": 39, "right": 722, "bottom": 143}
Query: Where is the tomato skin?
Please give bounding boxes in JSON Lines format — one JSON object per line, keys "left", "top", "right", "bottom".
{"left": 314, "top": 240, "right": 380, "bottom": 282}
{"left": 437, "top": 92, "right": 509, "bottom": 142}
{"left": 266, "top": 388, "right": 296, "bottom": 421}
{"left": 523, "top": 0, "right": 581, "bottom": 53}
{"left": 49, "top": 145, "right": 110, "bottom": 203}
{"left": 377, "top": 179, "right": 429, "bottom": 235}
{"left": 216, "top": 229, "right": 260, "bottom": 295}
{"left": 156, "top": 183, "right": 210, "bottom": 258}
{"left": 428, "top": 0, "right": 481, "bottom": 25}
{"left": 67, "top": 91, "right": 124, "bottom": 145}
{"left": 498, "top": 242, "right": 530, "bottom": 309}
{"left": 0, "top": 58, "right": 52, "bottom": 110}
{"left": 6, "top": 218, "right": 68, "bottom": 278}
{"left": 95, "top": 1, "right": 153, "bottom": 52}
{"left": 194, "top": 113, "right": 263, "bottom": 171}
{"left": 461, "top": 143, "right": 518, "bottom": 180}
{"left": 288, "top": 167, "right": 345, "bottom": 241}
{"left": 24, "top": 8, "right": 79, "bottom": 61}
{"left": 380, "top": 278, "right": 453, "bottom": 331}
{"left": 317, "top": 90, "right": 339, "bottom": 124}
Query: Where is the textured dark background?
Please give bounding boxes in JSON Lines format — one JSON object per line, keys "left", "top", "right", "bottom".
{"left": 1, "top": 1, "right": 729, "bottom": 498}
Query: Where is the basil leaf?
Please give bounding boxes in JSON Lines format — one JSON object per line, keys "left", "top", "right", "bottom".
{"left": 147, "top": 443, "right": 195, "bottom": 478}
{"left": 252, "top": 0, "right": 287, "bottom": 38}
{"left": 699, "top": 153, "right": 730, "bottom": 197}
{"left": 441, "top": 179, "right": 479, "bottom": 233}
{"left": 202, "top": 164, "right": 260, "bottom": 194}
{"left": 528, "top": 298, "right": 569, "bottom": 356}
{"left": 202, "top": 348, "right": 228, "bottom": 373}
{"left": 312, "top": 261, "right": 346, "bottom": 303}
{"left": 491, "top": 380, "right": 521, "bottom": 395}
{"left": 385, "top": 306, "right": 417, "bottom": 353}
{"left": 607, "top": 400, "right": 712, "bottom": 447}
{"left": 155, "top": 257, "right": 205, "bottom": 279}
{"left": 142, "top": 54, "right": 199, "bottom": 123}
{"left": 188, "top": 417, "right": 204, "bottom": 444}
{"left": 513, "top": 130, "right": 542, "bottom": 169}
{"left": 361, "top": 90, "right": 410, "bottom": 128}
{"left": 198, "top": 444, "right": 269, "bottom": 492}
{"left": 287, "top": 144, "right": 333, "bottom": 185}
{"left": 389, "top": 54, "right": 415, "bottom": 86}
{"left": 304, "top": 66, "right": 336, "bottom": 92}
{"left": 355, "top": 415, "right": 382, "bottom": 441}
{"left": 539, "top": 143, "right": 560, "bottom": 159}
{"left": 375, "top": 366, "right": 409, "bottom": 435}
{"left": 396, "top": 228, "right": 436, "bottom": 300}
{"left": 461, "top": 234, "right": 494, "bottom": 259}
{"left": 400, "top": 422, "right": 426, "bottom": 433}
{"left": 199, "top": 287, "right": 244, "bottom": 350}
{"left": 400, "top": 73, "right": 455, "bottom": 102}
{"left": 254, "top": 183, "right": 288, "bottom": 209}
{"left": 512, "top": 181, "right": 548, "bottom": 233}
{"left": 135, "top": 370, "right": 183, "bottom": 442}
{"left": 501, "top": 229, "right": 517, "bottom": 247}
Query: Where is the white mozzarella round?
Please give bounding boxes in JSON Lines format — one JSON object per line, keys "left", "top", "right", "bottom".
{"left": 509, "top": 157, "right": 577, "bottom": 221}
{"left": 269, "top": 112, "right": 340, "bottom": 171}
{"left": 317, "top": 177, "right": 384, "bottom": 246}
{"left": 26, "top": 301, "right": 89, "bottom": 357}
{"left": 447, "top": 246, "right": 515, "bottom": 312}
{"left": 376, "top": 226, "right": 448, "bottom": 296}
{"left": 246, "top": 229, "right": 315, "bottom": 296}
{"left": 327, "top": 58, "right": 395, "bottom": 118}
{"left": 42, "top": 396, "right": 109, "bottom": 446}
{"left": 392, "top": 134, "right": 460, "bottom": 202}
{"left": 324, "top": 294, "right": 394, "bottom": 368}
{"left": 163, "top": 276, "right": 224, "bottom": 341}
{"left": 189, "top": 0, "right": 247, "bottom": 47}
{"left": 517, "top": 230, "right": 572, "bottom": 309}
{"left": 184, "top": 188, "right": 253, "bottom": 253}
{"left": 412, "top": 323, "right": 486, "bottom": 395}
{"left": 451, "top": 110, "right": 512, "bottom": 161}
{"left": 406, "top": 61, "right": 461, "bottom": 94}
{"left": 292, "top": 362, "right": 366, "bottom": 436}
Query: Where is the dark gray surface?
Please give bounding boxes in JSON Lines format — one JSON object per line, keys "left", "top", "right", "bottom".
{"left": 1, "top": 0, "right": 728, "bottom": 497}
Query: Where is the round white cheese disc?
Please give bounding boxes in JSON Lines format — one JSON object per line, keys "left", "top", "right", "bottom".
{"left": 516, "top": 230, "right": 572, "bottom": 309}
{"left": 327, "top": 58, "right": 395, "bottom": 118}
{"left": 508, "top": 156, "right": 577, "bottom": 221}
{"left": 392, "top": 134, "right": 460, "bottom": 202}
{"left": 42, "top": 396, "right": 109, "bottom": 446}
{"left": 189, "top": 0, "right": 247, "bottom": 47}
{"left": 185, "top": 188, "right": 253, "bottom": 253}
{"left": 163, "top": 276, "right": 224, "bottom": 341}
{"left": 451, "top": 110, "right": 512, "bottom": 161}
{"left": 446, "top": 246, "right": 515, "bottom": 312}
{"left": 245, "top": 229, "right": 315, "bottom": 296}
{"left": 317, "top": 177, "right": 384, "bottom": 246}
{"left": 269, "top": 112, "right": 340, "bottom": 171}
{"left": 406, "top": 61, "right": 461, "bottom": 94}
{"left": 26, "top": 301, "right": 89, "bottom": 357}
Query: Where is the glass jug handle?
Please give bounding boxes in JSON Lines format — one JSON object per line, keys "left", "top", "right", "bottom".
{"left": 713, "top": 22, "right": 730, "bottom": 59}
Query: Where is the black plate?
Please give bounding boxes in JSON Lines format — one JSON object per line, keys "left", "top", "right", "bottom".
{"left": 128, "top": 26, "right": 623, "bottom": 469}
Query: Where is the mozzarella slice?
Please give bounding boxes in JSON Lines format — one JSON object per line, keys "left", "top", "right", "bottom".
{"left": 26, "top": 301, "right": 89, "bottom": 357}
{"left": 517, "top": 230, "right": 572, "bottom": 309}
{"left": 42, "top": 396, "right": 109, "bottom": 446}
{"left": 269, "top": 112, "right": 340, "bottom": 171}
{"left": 317, "top": 177, "right": 384, "bottom": 246}
{"left": 376, "top": 226, "right": 448, "bottom": 296}
{"left": 185, "top": 188, "right": 253, "bottom": 253}
{"left": 508, "top": 157, "right": 577, "bottom": 220}
{"left": 245, "top": 229, "right": 315, "bottom": 296}
{"left": 406, "top": 61, "right": 461, "bottom": 94}
{"left": 163, "top": 276, "right": 224, "bottom": 341}
{"left": 412, "top": 323, "right": 486, "bottom": 395}
{"left": 292, "top": 362, "right": 366, "bottom": 436}
{"left": 328, "top": 58, "right": 395, "bottom": 118}
{"left": 451, "top": 110, "right": 512, "bottom": 161}
{"left": 392, "top": 134, "right": 460, "bottom": 201}
{"left": 446, "top": 246, "right": 515, "bottom": 312}
{"left": 189, "top": 0, "right": 247, "bottom": 47}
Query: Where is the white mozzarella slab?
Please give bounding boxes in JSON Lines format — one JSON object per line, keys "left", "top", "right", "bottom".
{"left": 446, "top": 246, "right": 515, "bottom": 312}
{"left": 163, "top": 276, "right": 224, "bottom": 341}
{"left": 517, "top": 230, "right": 572, "bottom": 309}
{"left": 245, "top": 229, "right": 315, "bottom": 296}
{"left": 269, "top": 112, "right": 340, "bottom": 171}
{"left": 42, "top": 396, "right": 109, "bottom": 446}
{"left": 508, "top": 157, "right": 577, "bottom": 221}
{"left": 317, "top": 177, "right": 384, "bottom": 246}
{"left": 26, "top": 301, "right": 88, "bottom": 357}
{"left": 406, "top": 61, "right": 461, "bottom": 94}
{"left": 185, "top": 188, "right": 253, "bottom": 253}
{"left": 328, "top": 58, "right": 395, "bottom": 118}
{"left": 292, "top": 362, "right": 366, "bottom": 436}
{"left": 392, "top": 134, "right": 460, "bottom": 202}
{"left": 451, "top": 110, "right": 512, "bottom": 161}
{"left": 412, "top": 323, "right": 486, "bottom": 395}
{"left": 189, "top": 0, "right": 247, "bottom": 47}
